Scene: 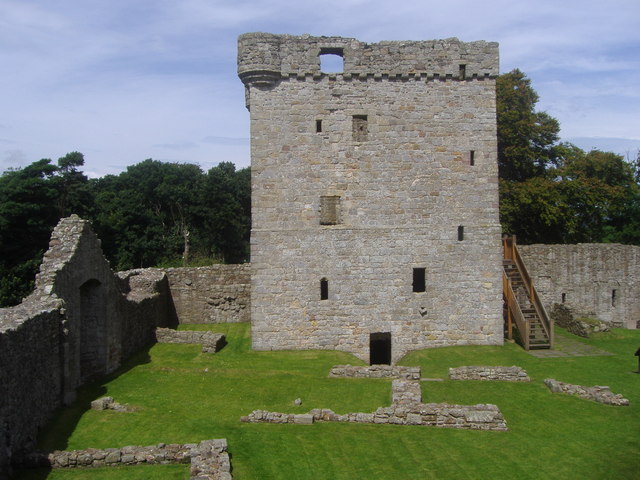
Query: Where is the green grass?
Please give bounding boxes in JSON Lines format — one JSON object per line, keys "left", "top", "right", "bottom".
{"left": 15, "top": 324, "right": 640, "bottom": 479}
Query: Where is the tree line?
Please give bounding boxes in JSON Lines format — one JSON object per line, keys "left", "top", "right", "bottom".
{"left": 0, "top": 157, "right": 250, "bottom": 306}
{"left": 1, "top": 69, "right": 638, "bottom": 307}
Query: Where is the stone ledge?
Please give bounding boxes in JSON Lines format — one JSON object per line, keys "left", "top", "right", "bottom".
{"left": 449, "top": 366, "right": 530, "bottom": 381}
{"left": 329, "top": 365, "right": 421, "bottom": 380}
{"left": 544, "top": 379, "right": 630, "bottom": 406}
{"left": 155, "top": 328, "right": 226, "bottom": 353}
{"left": 17, "top": 440, "right": 232, "bottom": 479}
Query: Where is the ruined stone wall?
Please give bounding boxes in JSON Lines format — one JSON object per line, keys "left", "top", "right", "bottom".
{"left": 0, "top": 300, "right": 63, "bottom": 475}
{"left": 0, "top": 216, "right": 174, "bottom": 475}
{"left": 164, "top": 265, "right": 250, "bottom": 323}
{"left": 519, "top": 244, "right": 640, "bottom": 329}
{"left": 241, "top": 33, "right": 503, "bottom": 363}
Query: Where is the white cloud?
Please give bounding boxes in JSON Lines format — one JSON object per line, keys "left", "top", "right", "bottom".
{"left": 0, "top": 0, "right": 638, "bottom": 177}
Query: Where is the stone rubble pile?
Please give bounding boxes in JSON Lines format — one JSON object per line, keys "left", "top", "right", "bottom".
{"left": 18, "top": 440, "right": 232, "bottom": 479}
{"left": 544, "top": 379, "right": 629, "bottom": 406}
{"left": 328, "top": 365, "right": 421, "bottom": 380}
{"left": 155, "top": 328, "right": 226, "bottom": 353}
{"left": 449, "top": 366, "right": 530, "bottom": 381}
{"left": 90, "top": 396, "right": 136, "bottom": 412}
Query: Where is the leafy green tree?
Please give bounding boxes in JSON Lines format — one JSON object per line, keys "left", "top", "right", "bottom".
{"left": 496, "top": 69, "right": 561, "bottom": 182}
{"left": 0, "top": 160, "right": 60, "bottom": 305}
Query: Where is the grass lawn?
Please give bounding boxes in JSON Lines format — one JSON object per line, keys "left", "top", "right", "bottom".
{"left": 15, "top": 323, "right": 640, "bottom": 479}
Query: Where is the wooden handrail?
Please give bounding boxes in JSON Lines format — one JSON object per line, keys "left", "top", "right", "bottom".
{"left": 503, "top": 271, "right": 529, "bottom": 350}
{"left": 502, "top": 236, "right": 554, "bottom": 349}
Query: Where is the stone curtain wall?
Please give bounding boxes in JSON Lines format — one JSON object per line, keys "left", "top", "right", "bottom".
{"left": 519, "top": 244, "right": 640, "bottom": 329}
{"left": 241, "top": 33, "right": 503, "bottom": 364}
{"left": 164, "top": 265, "right": 250, "bottom": 324}
{"left": 0, "top": 216, "right": 174, "bottom": 475}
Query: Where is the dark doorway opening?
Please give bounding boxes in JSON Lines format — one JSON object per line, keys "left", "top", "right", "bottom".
{"left": 370, "top": 332, "right": 391, "bottom": 365}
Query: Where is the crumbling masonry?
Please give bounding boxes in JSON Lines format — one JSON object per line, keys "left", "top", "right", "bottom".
{"left": 239, "top": 33, "right": 504, "bottom": 363}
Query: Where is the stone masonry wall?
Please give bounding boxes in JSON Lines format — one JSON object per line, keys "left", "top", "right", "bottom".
{"left": 242, "top": 33, "right": 503, "bottom": 363}
{"left": 0, "top": 216, "right": 173, "bottom": 475}
{"left": 164, "top": 265, "right": 250, "bottom": 324}
{"left": 519, "top": 244, "right": 640, "bottom": 329}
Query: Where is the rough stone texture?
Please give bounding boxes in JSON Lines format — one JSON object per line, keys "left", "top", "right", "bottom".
{"left": 449, "top": 366, "right": 530, "bottom": 381}
{"left": 90, "top": 396, "right": 136, "bottom": 412}
{"left": 156, "top": 328, "right": 226, "bottom": 353}
{"left": 0, "top": 216, "right": 175, "bottom": 475}
{"left": 241, "top": 33, "right": 503, "bottom": 364}
{"left": 392, "top": 379, "right": 423, "bottom": 404}
{"left": 18, "top": 440, "right": 232, "bottom": 479}
{"left": 544, "top": 379, "right": 630, "bottom": 406}
{"left": 241, "top": 403, "right": 506, "bottom": 431}
{"left": 549, "top": 303, "right": 610, "bottom": 338}
{"left": 329, "top": 365, "right": 421, "bottom": 380}
{"left": 164, "top": 265, "right": 250, "bottom": 324}
{"left": 519, "top": 244, "right": 640, "bottom": 329}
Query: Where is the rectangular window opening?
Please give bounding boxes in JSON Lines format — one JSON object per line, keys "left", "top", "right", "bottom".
{"left": 320, "top": 195, "right": 340, "bottom": 225}
{"left": 611, "top": 289, "right": 617, "bottom": 307}
{"left": 316, "top": 119, "right": 322, "bottom": 133}
{"left": 320, "top": 278, "right": 329, "bottom": 300}
{"left": 469, "top": 150, "right": 475, "bottom": 166}
{"left": 413, "top": 268, "right": 426, "bottom": 293}
{"left": 352, "top": 115, "right": 368, "bottom": 142}
{"left": 459, "top": 64, "right": 466, "bottom": 80}
{"left": 561, "top": 293, "right": 566, "bottom": 304}
{"left": 320, "top": 48, "right": 344, "bottom": 73}
{"left": 458, "top": 225, "right": 465, "bottom": 241}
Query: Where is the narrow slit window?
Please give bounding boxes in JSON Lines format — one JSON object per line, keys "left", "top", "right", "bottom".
{"left": 320, "top": 278, "right": 329, "bottom": 300}
{"left": 320, "top": 195, "right": 340, "bottom": 225}
{"left": 458, "top": 225, "right": 464, "bottom": 241}
{"left": 469, "top": 150, "right": 475, "bottom": 166}
{"left": 316, "top": 119, "right": 322, "bottom": 133}
{"left": 319, "top": 48, "right": 344, "bottom": 73}
{"left": 561, "top": 293, "right": 566, "bottom": 304}
{"left": 611, "top": 289, "right": 617, "bottom": 307}
{"left": 459, "top": 64, "right": 466, "bottom": 80}
{"left": 352, "top": 115, "right": 368, "bottom": 141}
{"left": 413, "top": 268, "right": 426, "bottom": 293}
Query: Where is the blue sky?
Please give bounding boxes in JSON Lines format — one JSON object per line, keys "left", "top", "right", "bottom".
{"left": 1, "top": 0, "right": 639, "bottom": 177}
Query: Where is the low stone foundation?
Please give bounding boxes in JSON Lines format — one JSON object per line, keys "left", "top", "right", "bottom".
{"left": 241, "top": 404, "right": 506, "bottom": 431}
{"left": 241, "top": 378, "right": 506, "bottom": 431}
{"left": 449, "top": 366, "right": 530, "bottom": 382}
{"left": 18, "top": 440, "right": 232, "bottom": 479}
{"left": 329, "top": 365, "right": 421, "bottom": 380}
{"left": 544, "top": 379, "right": 630, "bottom": 406}
{"left": 155, "top": 328, "right": 226, "bottom": 353}
{"left": 392, "top": 380, "right": 422, "bottom": 405}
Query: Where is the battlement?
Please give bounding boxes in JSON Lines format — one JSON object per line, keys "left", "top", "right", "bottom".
{"left": 238, "top": 32, "right": 499, "bottom": 87}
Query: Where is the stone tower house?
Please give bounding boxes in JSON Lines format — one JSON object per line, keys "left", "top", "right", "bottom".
{"left": 238, "top": 33, "right": 503, "bottom": 364}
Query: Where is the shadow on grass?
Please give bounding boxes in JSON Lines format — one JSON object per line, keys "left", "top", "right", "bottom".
{"left": 12, "top": 344, "right": 155, "bottom": 479}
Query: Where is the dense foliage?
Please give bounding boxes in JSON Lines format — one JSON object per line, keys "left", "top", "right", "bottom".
{"left": 0, "top": 155, "right": 249, "bottom": 306}
{"left": 497, "top": 70, "right": 640, "bottom": 244}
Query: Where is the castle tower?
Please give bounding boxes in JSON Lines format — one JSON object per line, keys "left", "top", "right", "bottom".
{"left": 238, "top": 33, "right": 503, "bottom": 364}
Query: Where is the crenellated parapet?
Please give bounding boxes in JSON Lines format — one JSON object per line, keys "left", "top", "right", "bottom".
{"left": 238, "top": 32, "right": 499, "bottom": 88}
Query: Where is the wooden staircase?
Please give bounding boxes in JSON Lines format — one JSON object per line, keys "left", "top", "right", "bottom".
{"left": 503, "top": 237, "right": 553, "bottom": 350}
